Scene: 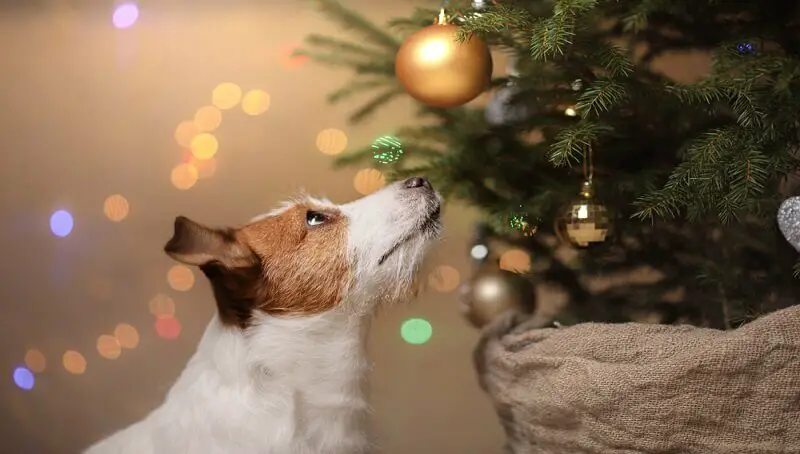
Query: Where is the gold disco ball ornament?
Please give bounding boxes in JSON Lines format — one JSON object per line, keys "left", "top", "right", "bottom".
{"left": 394, "top": 9, "right": 492, "bottom": 108}
{"left": 556, "top": 180, "right": 611, "bottom": 247}
{"left": 458, "top": 266, "right": 536, "bottom": 329}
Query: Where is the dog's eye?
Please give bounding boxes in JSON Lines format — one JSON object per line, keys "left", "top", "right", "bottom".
{"left": 306, "top": 210, "right": 326, "bottom": 227}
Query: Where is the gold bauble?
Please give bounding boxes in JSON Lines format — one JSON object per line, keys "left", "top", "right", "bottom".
{"left": 459, "top": 268, "right": 536, "bottom": 329}
{"left": 395, "top": 17, "right": 492, "bottom": 108}
{"left": 556, "top": 180, "right": 611, "bottom": 247}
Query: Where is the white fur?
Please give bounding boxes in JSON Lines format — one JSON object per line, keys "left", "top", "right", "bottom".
{"left": 85, "top": 180, "right": 441, "bottom": 454}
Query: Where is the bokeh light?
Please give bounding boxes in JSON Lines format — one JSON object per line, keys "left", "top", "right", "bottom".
{"left": 170, "top": 163, "right": 199, "bottom": 190}
{"left": 103, "top": 194, "right": 130, "bottom": 222}
{"left": 400, "top": 318, "right": 433, "bottom": 345}
{"left": 281, "top": 44, "right": 309, "bottom": 69}
{"left": 470, "top": 244, "right": 489, "bottom": 260}
{"left": 192, "top": 157, "right": 217, "bottom": 179}
{"left": 155, "top": 316, "right": 182, "bottom": 340}
{"left": 96, "top": 335, "right": 122, "bottom": 360}
{"left": 148, "top": 294, "right": 175, "bottom": 318}
{"left": 315, "top": 128, "right": 348, "bottom": 155}
{"left": 241, "top": 90, "right": 271, "bottom": 116}
{"left": 499, "top": 248, "right": 531, "bottom": 273}
{"left": 212, "top": 82, "right": 242, "bottom": 110}
{"left": 13, "top": 367, "right": 34, "bottom": 391}
{"left": 428, "top": 265, "right": 461, "bottom": 292}
{"left": 50, "top": 210, "right": 74, "bottom": 237}
{"left": 112, "top": 3, "right": 138, "bottom": 29}
{"left": 167, "top": 265, "right": 195, "bottom": 291}
{"left": 190, "top": 133, "right": 218, "bottom": 160}
{"left": 24, "top": 349, "right": 46, "bottom": 373}
{"left": 353, "top": 168, "right": 386, "bottom": 195}
{"left": 193, "top": 105, "right": 222, "bottom": 133}
{"left": 114, "top": 323, "right": 140, "bottom": 349}
{"left": 174, "top": 121, "right": 198, "bottom": 148}
{"left": 371, "top": 135, "right": 404, "bottom": 164}
{"left": 62, "top": 350, "right": 86, "bottom": 375}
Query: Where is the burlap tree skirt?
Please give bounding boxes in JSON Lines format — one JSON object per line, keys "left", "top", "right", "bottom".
{"left": 473, "top": 306, "right": 800, "bottom": 454}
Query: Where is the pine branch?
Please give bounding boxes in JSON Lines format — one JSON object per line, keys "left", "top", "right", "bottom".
{"left": 311, "top": 0, "right": 400, "bottom": 50}
{"left": 348, "top": 87, "right": 405, "bottom": 124}
{"left": 576, "top": 79, "right": 627, "bottom": 118}
{"left": 294, "top": 50, "right": 394, "bottom": 75}
{"left": 455, "top": 4, "right": 535, "bottom": 40}
{"left": 327, "top": 78, "right": 395, "bottom": 104}
{"left": 302, "top": 34, "right": 388, "bottom": 58}
{"left": 593, "top": 42, "right": 634, "bottom": 78}
{"left": 548, "top": 120, "right": 613, "bottom": 167}
{"left": 530, "top": 15, "right": 575, "bottom": 60}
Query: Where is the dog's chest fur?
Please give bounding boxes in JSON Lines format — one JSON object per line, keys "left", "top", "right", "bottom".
{"left": 86, "top": 313, "right": 372, "bottom": 454}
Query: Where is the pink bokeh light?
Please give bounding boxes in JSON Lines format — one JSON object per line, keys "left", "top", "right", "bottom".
{"left": 112, "top": 3, "right": 139, "bottom": 29}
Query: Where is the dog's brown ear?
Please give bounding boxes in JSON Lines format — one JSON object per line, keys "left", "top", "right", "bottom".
{"left": 164, "top": 216, "right": 256, "bottom": 268}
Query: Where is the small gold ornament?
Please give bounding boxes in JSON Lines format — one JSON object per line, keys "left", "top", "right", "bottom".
{"left": 557, "top": 180, "right": 611, "bottom": 247}
{"left": 459, "top": 264, "right": 536, "bottom": 328}
{"left": 394, "top": 8, "right": 493, "bottom": 108}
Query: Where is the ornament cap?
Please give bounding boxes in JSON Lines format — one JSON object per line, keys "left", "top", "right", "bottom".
{"left": 436, "top": 8, "right": 449, "bottom": 25}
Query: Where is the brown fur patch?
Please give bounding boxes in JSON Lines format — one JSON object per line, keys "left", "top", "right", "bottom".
{"left": 164, "top": 203, "right": 350, "bottom": 328}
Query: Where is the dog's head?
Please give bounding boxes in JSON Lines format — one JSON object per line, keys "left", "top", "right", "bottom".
{"left": 164, "top": 177, "right": 441, "bottom": 327}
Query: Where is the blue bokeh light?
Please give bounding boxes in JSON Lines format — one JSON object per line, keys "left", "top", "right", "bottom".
{"left": 13, "top": 366, "right": 34, "bottom": 391}
{"left": 50, "top": 210, "right": 74, "bottom": 237}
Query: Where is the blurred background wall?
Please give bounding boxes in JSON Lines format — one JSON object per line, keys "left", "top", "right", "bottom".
{"left": 0, "top": 1, "right": 506, "bottom": 452}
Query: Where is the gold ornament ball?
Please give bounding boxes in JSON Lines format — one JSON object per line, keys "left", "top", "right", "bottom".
{"left": 459, "top": 268, "right": 535, "bottom": 329}
{"left": 556, "top": 181, "right": 611, "bottom": 247}
{"left": 395, "top": 23, "right": 492, "bottom": 108}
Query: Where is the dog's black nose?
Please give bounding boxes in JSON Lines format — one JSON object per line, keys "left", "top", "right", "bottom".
{"left": 404, "top": 177, "right": 432, "bottom": 190}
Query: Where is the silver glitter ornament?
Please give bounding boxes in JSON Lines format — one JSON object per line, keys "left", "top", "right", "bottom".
{"left": 485, "top": 84, "right": 530, "bottom": 126}
{"left": 778, "top": 196, "right": 800, "bottom": 252}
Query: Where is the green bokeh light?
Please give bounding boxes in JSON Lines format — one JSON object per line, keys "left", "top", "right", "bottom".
{"left": 400, "top": 318, "right": 433, "bottom": 345}
{"left": 372, "top": 135, "right": 404, "bottom": 164}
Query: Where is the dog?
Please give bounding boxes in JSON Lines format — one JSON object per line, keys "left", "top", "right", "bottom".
{"left": 84, "top": 177, "right": 442, "bottom": 454}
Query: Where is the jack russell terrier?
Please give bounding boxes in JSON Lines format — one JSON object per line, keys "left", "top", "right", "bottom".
{"left": 84, "top": 177, "right": 442, "bottom": 454}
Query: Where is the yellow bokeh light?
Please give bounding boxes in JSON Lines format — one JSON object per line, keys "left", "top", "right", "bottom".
{"left": 114, "top": 323, "right": 139, "bottom": 349}
{"left": 499, "top": 248, "right": 531, "bottom": 273}
{"left": 148, "top": 293, "right": 175, "bottom": 318}
{"left": 241, "top": 89, "right": 271, "bottom": 116}
{"left": 24, "top": 349, "right": 46, "bottom": 373}
{"left": 103, "top": 194, "right": 130, "bottom": 222}
{"left": 170, "top": 163, "right": 199, "bottom": 190}
{"left": 428, "top": 265, "right": 461, "bottom": 292}
{"left": 212, "top": 82, "right": 243, "bottom": 110}
{"left": 193, "top": 105, "right": 222, "bottom": 133}
{"left": 167, "top": 264, "right": 195, "bottom": 292}
{"left": 315, "top": 128, "right": 348, "bottom": 156}
{"left": 190, "top": 133, "right": 218, "bottom": 160}
{"left": 192, "top": 157, "right": 217, "bottom": 179}
{"left": 353, "top": 169, "right": 386, "bottom": 195}
{"left": 62, "top": 350, "right": 86, "bottom": 375}
{"left": 96, "top": 334, "right": 121, "bottom": 360}
{"left": 174, "top": 121, "right": 198, "bottom": 148}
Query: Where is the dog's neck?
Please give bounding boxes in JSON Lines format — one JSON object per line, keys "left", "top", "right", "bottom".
{"left": 159, "top": 310, "right": 373, "bottom": 453}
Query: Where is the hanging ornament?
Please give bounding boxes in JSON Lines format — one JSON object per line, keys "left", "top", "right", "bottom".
{"left": 505, "top": 205, "right": 539, "bottom": 237}
{"left": 459, "top": 262, "right": 536, "bottom": 329}
{"left": 371, "top": 135, "right": 404, "bottom": 164}
{"left": 395, "top": 8, "right": 493, "bottom": 108}
{"left": 570, "top": 79, "right": 583, "bottom": 91}
{"left": 556, "top": 145, "right": 611, "bottom": 247}
{"left": 777, "top": 196, "right": 800, "bottom": 252}
{"left": 485, "top": 56, "right": 530, "bottom": 126}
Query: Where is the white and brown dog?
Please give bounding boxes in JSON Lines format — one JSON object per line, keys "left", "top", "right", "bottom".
{"left": 85, "top": 177, "right": 442, "bottom": 454}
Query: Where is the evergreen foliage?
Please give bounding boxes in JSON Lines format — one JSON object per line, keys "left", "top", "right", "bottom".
{"left": 299, "top": 0, "right": 800, "bottom": 328}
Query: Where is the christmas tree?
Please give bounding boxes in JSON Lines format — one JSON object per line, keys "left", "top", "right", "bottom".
{"left": 299, "top": 0, "right": 800, "bottom": 329}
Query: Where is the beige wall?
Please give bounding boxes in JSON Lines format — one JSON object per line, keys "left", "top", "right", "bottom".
{"left": 0, "top": 2, "right": 504, "bottom": 452}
